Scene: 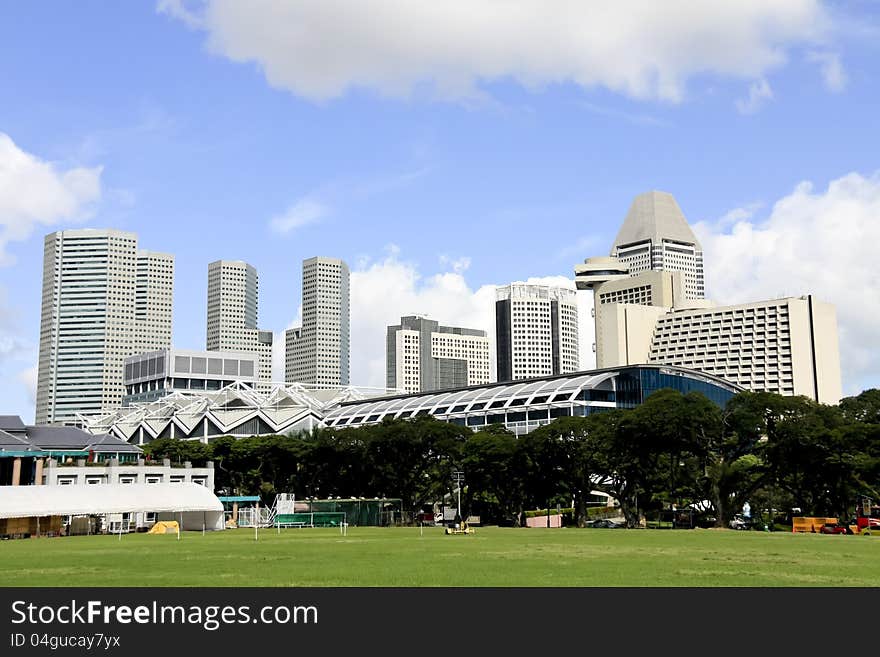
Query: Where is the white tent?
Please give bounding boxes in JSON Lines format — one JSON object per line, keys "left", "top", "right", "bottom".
{"left": 0, "top": 483, "right": 225, "bottom": 531}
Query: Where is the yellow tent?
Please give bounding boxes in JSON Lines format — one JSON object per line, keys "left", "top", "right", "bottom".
{"left": 147, "top": 520, "right": 179, "bottom": 534}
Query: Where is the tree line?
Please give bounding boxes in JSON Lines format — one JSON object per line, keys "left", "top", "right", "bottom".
{"left": 143, "top": 388, "right": 880, "bottom": 528}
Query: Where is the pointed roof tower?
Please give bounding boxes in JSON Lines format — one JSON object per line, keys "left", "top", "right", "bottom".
{"left": 611, "top": 191, "right": 700, "bottom": 251}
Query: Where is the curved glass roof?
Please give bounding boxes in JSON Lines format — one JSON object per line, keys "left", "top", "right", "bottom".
{"left": 323, "top": 365, "right": 739, "bottom": 427}
{"left": 325, "top": 369, "right": 615, "bottom": 424}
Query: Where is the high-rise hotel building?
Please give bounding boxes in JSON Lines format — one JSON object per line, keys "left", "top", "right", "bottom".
{"left": 286, "top": 257, "right": 350, "bottom": 387}
{"left": 386, "top": 315, "right": 490, "bottom": 394}
{"left": 575, "top": 191, "right": 843, "bottom": 404}
{"left": 206, "top": 260, "right": 273, "bottom": 389}
{"left": 36, "top": 229, "right": 174, "bottom": 425}
{"left": 495, "top": 283, "right": 579, "bottom": 382}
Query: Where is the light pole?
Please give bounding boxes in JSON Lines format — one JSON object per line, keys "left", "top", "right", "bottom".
{"left": 452, "top": 470, "right": 465, "bottom": 520}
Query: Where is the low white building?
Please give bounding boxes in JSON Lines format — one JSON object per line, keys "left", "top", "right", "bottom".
{"left": 43, "top": 457, "right": 215, "bottom": 489}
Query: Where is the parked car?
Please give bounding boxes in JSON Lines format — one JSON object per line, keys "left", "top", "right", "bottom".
{"left": 819, "top": 522, "right": 849, "bottom": 535}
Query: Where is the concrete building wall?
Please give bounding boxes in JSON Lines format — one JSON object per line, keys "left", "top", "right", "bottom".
{"left": 645, "top": 296, "right": 842, "bottom": 404}
{"left": 43, "top": 457, "right": 214, "bottom": 490}
{"left": 123, "top": 348, "right": 259, "bottom": 404}
{"left": 206, "top": 260, "right": 272, "bottom": 388}
{"left": 495, "top": 284, "right": 578, "bottom": 382}
{"left": 36, "top": 229, "right": 168, "bottom": 425}
{"left": 288, "top": 257, "right": 350, "bottom": 386}
{"left": 393, "top": 328, "right": 421, "bottom": 394}
{"left": 596, "top": 303, "right": 667, "bottom": 368}
{"left": 386, "top": 316, "right": 490, "bottom": 394}
{"left": 809, "top": 298, "right": 843, "bottom": 405}
{"left": 134, "top": 250, "right": 174, "bottom": 354}
{"left": 431, "top": 330, "right": 490, "bottom": 388}
{"left": 591, "top": 270, "right": 685, "bottom": 367}
{"left": 284, "top": 326, "right": 302, "bottom": 385}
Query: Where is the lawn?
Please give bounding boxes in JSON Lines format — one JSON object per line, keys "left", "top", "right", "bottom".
{"left": 1, "top": 526, "right": 878, "bottom": 587}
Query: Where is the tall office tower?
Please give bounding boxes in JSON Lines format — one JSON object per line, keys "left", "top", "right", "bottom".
{"left": 206, "top": 260, "right": 273, "bottom": 389}
{"left": 286, "top": 257, "right": 350, "bottom": 386}
{"left": 134, "top": 251, "right": 174, "bottom": 354}
{"left": 610, "top": 191, "right": 705, "bottom": 300}
{"left": 284, "top": 327, "right": 302, "bottom": 385}
{"left": 386, "top": 315, "right": 490, "bottom": 394}
{"left": 495, "top": 284, "right": 579, "bottom": 382}
{"left": 35, "top": 229, "right": 174, "bottom": 426}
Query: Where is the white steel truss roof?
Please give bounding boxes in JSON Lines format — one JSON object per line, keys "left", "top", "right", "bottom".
{"left": 83, "top": 382, "right": 398, "bottom": 443}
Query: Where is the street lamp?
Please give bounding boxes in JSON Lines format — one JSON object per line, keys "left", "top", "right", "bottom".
{"left": 452, "top": 470, "right": 465, "bottom": 519}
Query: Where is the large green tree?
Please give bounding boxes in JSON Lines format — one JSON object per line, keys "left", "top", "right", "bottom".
{"left": 463, "top": 424, "right": 530, "bottom": 526}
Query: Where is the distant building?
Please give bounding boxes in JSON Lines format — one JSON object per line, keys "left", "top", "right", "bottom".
{"left": 286, "top": 256, "right": 350, "bottom": 386}
{"left": 206, "top": 260, "right": 273, "bottom": 390}
{"left": 639, "top": 294, "right": 841, "bottom": 404}
{"left": 36, "top": 229, "right": 174, "bottom": 425}
{"left": 576, "top": 264, "right": 688, "bottom": 368}
{"left": 386, "top": 315, "right": 490, "bottom": 394}
{"left": 134, "top": 250, "right": 175, "bottom": 354}
{"left": 495, "top": 283, "right": 579, "bottom": 382}
{"left": 575, "top": 191, "right": 843, "bottom": 404}
{"left": 284, "top": 327, "right": 302, "bottom": 385}
{"left": 123, "top": 348, "right": 259, "bottom": 405}
{"left": 610, "top": 190, "right": 705, "bottom": 300}
{"left": 0, "top": 415, "right": 142, "bottom": 486}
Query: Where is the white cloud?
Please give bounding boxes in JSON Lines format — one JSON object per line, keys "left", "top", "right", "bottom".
{"left": 0, "top": 284, "right": 37, "bottom": 418}
{"left": 160, "top": 1, "right": 830, "bottom": 103}
{"left": 347, "top": 250, "right": 595, "bottom": 388}
{"left": 437, "top": 254, "right": 471, "bottom": 275}
{"left": 269, "top": 168, "right": 428, "bottom": 236}
{"left": 269, "top": 198, "right": 328, "bottom": 234}
{"left": 807, "top": 50, "right": 847, "bottom": 92}
{"left": 717, "top": 201, "right": 764, "bottom": 228}
{"left": 156, "top": 0, "right": 205, "bottom": 29}
{"left": 17, "top": 365, "right": 38, "bottom": 406}
{"left": 0, "top": 133, "right": 102, "bottom": 265}
{"left": 735, "top": 78, "right": 774, "bottom": 114}
{"left": 693, "top": 172, "right": 880, "bottom": 395}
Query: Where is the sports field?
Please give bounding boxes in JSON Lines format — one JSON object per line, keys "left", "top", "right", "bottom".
{"left": 2, "top": 526, "right": 878, "bottom": 587}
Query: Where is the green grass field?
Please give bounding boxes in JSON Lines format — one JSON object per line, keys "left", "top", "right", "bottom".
{"left": 2, "top": 526, "right": 879, "bottom": 587}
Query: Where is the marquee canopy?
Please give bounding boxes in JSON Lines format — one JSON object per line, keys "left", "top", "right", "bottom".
{"left": 0, "top": 483, "right": 223, "bottom": 519}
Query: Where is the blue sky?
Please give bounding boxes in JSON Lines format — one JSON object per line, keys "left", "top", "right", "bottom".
{"left": 1, "top": 1, "right": 879, "bottom": 422}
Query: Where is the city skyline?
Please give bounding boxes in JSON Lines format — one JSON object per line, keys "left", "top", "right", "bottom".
{"left": 16, "top": 183, "right": 855, "bottom": 423}
{"left": 2, "top": 3, "right": 879, "bottom": 421}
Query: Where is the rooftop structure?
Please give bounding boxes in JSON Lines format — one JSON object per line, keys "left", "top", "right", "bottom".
{"left": 323, "top": 364, "right": 742, "bottom": 436}
{"left": 84, "top": 382, "right": 400, "bottom": 444}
